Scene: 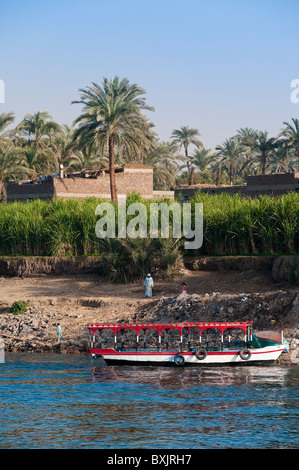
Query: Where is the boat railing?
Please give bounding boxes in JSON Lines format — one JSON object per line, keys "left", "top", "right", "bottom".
{"left": 87, "top": 321, "right": 255, "bottom": 352}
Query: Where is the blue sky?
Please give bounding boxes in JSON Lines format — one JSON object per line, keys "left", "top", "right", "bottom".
{"left": 1, "top": 0, "right": 298, "bottom": 149}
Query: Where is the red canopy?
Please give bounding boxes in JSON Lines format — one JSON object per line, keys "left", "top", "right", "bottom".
{"left": 88, "top": 321, "right": 252, "bottom": 336}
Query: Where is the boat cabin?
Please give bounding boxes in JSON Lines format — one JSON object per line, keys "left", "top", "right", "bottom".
{"left": 88, "top": 321, "right": 255, "bottom": 352}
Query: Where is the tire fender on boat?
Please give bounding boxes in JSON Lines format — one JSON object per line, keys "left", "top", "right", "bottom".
{"left": 195, "top": 348, "right": 207, "bottom": 360}
{"left": 174, "top": 354, "right": 185, "bottom": 366}
{"left": 239, "top": 348, "right": 251, "bottom": 360}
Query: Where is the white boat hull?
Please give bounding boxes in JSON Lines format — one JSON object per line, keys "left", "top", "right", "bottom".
{"left": 90, "top": 345, "right": 285, "bottom": 366}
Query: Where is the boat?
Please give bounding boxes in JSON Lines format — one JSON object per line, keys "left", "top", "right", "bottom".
{"left": 87, "top": 321, "right": 288, "bottom": 366}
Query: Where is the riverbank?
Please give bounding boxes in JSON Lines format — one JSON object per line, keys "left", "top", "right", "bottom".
{"left": 0, "top": 269, "right": 299, "bottom": 364}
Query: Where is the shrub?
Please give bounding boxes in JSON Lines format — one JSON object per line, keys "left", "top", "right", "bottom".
{"left": 10, "top": 300, "right": 29, "bottom": 315}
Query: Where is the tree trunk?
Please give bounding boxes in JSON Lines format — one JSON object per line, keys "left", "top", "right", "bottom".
{"left": 216, "top": 166, "right": 221, "bottom": 186}
{"left": 185, "top": 145, "right": 193, "bottom": 186}
{"left": 109, "top": 135, "right": 117, "bottom": 202}
{"left": 188, "top": 166, "right": 195, "bottom": 185}
{"left": 230, "top": 165, "right": 234, "bottom": 186}
{"left": 261, "top": 153, "right": 266, "bottom": 175}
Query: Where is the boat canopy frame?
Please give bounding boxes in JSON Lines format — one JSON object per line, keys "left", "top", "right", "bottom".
{"left": 88, "top": 321, "right": 253, "bottom": 350}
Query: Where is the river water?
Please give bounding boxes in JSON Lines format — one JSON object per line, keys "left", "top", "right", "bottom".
{"left": 0, "top": 353, "right": 298, "bottom": 449}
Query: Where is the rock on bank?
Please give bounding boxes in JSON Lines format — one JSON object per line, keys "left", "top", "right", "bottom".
{"left": 1, "top": 290, "right": 299, "bottom": 365}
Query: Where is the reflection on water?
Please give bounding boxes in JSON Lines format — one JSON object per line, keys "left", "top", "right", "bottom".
{"left": 0, "top": 353, "right": 298, "bottom": 449}
{"left": 91, "top": 362, "right": 290, "bottom": 388}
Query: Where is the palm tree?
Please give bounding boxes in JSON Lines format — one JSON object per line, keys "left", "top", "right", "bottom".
{"left": 216, "top": 137, "right": 242, "bottom": 185}
{"left": 191, "top": 147, "right": 214, "bottom": 173}
{"left": 279, "top": 118, "right": 299, "bottom": 157}
{"left": 179, "top": 147, "right": 215, "bottom": 184}
{"left": 21, "top": 144, "right": 57, "bottom": 177}
{"left": 0, "top": 112, "right": 15, "bottom": 144}
{"left": 142, "top": 141, "right": 180, "bottom": 190}
{"left": 236, "top": 128, "right": 258, "bottom": 160}
{"left": 51, "top": 124, "right": 78, "bottom": 170}
{"left": 15, "top": 111, "right": 61, "bottom": 176}
{"left": 0, "top": 144, "right": 28, "bottom": 184}
{"left": 269, "top": 142, "right": 296, "bottom": 173}
{"left": 170, "top": 126, "right": 203, "bottom": 185}
{"left": 211, "top": 158, "right": 223, "bottom": 186}
{"left": 17, "top": 111, "right": 61, "bottom": 147}
{"left": 69, "top": 148, "right": 107, "bottom": 172}
{"left": 246, "top": 131, "right": 277, "bottom": 175}
{"left": 72, "top": 76, "right": 155, "bottom": 202}
{"left": 0, "top": 112, "right": 15, "bottom": 134}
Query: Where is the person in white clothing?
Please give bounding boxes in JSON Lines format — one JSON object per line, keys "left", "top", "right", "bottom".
{"left": 143, "top": 273, "right": 154, "bottom": 297}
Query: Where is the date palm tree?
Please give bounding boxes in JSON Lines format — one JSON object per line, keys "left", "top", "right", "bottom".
{"left": 191, "top": 147, "right": 215, "bottom": 173}
{"left": 72, "top": 76, "right": 155, "bottom": 202}
{"left": 216, "top": 137, "right": 242, "bottom": 185}
{"left": 170, "top": 126, "right": 203, "bottom": 185}
{"left": 50, "top": 124, "right": 78, "bottom": 171}
{"left": 142, "top": 141, "right": 180, "bottom": 190}
{"left": 15, "top": 111, "right": 62, "bottom": 175}
{"left": 244, "top": 130, "right": 277, "bottom": 175}
{"left": 279, "top": 118, "right": 299, "bottom": 157}
{"left": 269, "top": 142, "right": 296, "bottom": 173}
{"left": 0, "top": 112, "right": 15, "bottom": 144}
{"left": 0, "top": 144, "right": 28, "bottom": 185}
{"left": 0, "top": 112, "right": 15, "bottom": 134}
{"left": 69, "top": 148, "right": 108, "bottom": 172}
{"left": 17, "top": 111, "right": 61, "bottom": 148}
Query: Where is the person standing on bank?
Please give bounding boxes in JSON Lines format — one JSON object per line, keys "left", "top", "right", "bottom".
{"left": 57, "top": 323, "right": 64, "bottom": 342}
{"left": 144, "top": 273, "right": 154, "bottom": 297}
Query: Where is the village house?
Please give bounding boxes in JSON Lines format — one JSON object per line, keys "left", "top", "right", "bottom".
{"left": 175, "top": 172, "right": 299, "bottom": 199}
{"left": 4, "top": 164, "right": 173, "bottom": 202}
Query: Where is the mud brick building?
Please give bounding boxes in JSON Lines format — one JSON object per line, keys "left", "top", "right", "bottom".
{"left": 5, "top": 164, "right": 157, "bottom": 201}
{"left": 245, "top": 173, "right": 299, "bottom": 196}
{"left": 175, "top": 173, "right": 299, "bottom": 199}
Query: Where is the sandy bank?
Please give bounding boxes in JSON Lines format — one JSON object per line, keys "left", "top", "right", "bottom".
{"left": 0, "top": 270, "right": 298, "bottom": 364}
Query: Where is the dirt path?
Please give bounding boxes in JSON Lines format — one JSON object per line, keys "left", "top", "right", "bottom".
{"left": 0, "top": 269, "right": 276, "bottom": 305}
{"left": 0, "top": 269, "right": 279, "bottom": 325}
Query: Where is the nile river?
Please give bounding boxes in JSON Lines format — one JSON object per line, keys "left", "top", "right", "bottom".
{"left": 0, "top": 353, "right": 298, "bottom": 449}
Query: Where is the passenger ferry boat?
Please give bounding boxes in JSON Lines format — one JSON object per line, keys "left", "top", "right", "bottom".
{"left": 87, "top": 321, "right": 288, "bottom": 366}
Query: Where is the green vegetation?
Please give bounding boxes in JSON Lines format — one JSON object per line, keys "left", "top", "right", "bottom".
{"left": 72, "top": 76, "right": 155, "bottom": 202}
{"left": 0, "top": 192, "right": 299, "bottom": 281}
{"left": 1, "top": 76, "right": 299, "bottom": 197}
{"left": 192, "top": 192, "right": 299, "bottom": 256}
{"left": 1, "top": 75, "right": 299, "bottom": 280}
{"left": 10, "top": 300, "right": 29, "bottom": 315}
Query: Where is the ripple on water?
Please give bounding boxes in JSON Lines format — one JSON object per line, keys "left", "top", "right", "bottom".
{"left": 0, "top": 354, "right": 298, "bottom": 449}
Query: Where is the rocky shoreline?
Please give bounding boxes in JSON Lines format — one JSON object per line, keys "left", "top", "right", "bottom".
{"left": 1, "top": 289, "right": 299, "bottom": 366}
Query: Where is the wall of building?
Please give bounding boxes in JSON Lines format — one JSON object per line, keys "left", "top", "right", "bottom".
{"left": 5, "top": 165, "right": 154, "bottom": 202}
{"left": 175, "top": 173, "right": 299, "bottom": 200}
{"left": 7, "top": 170, "right": 299, "bottom": 203}
{"left": 54, "top": 166, "right": 153, "bottom": 199}
{"left": 6, "top": 179, "right": 54, "bottom": 201}
{"left": 245, "top": 173, "right": 299, "bottom": 197}
{"left": 175, "top": 185, "right": 247, "bottom": 199}
{"left": 246, "top": 173, "right": 299, "bottom": 186}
